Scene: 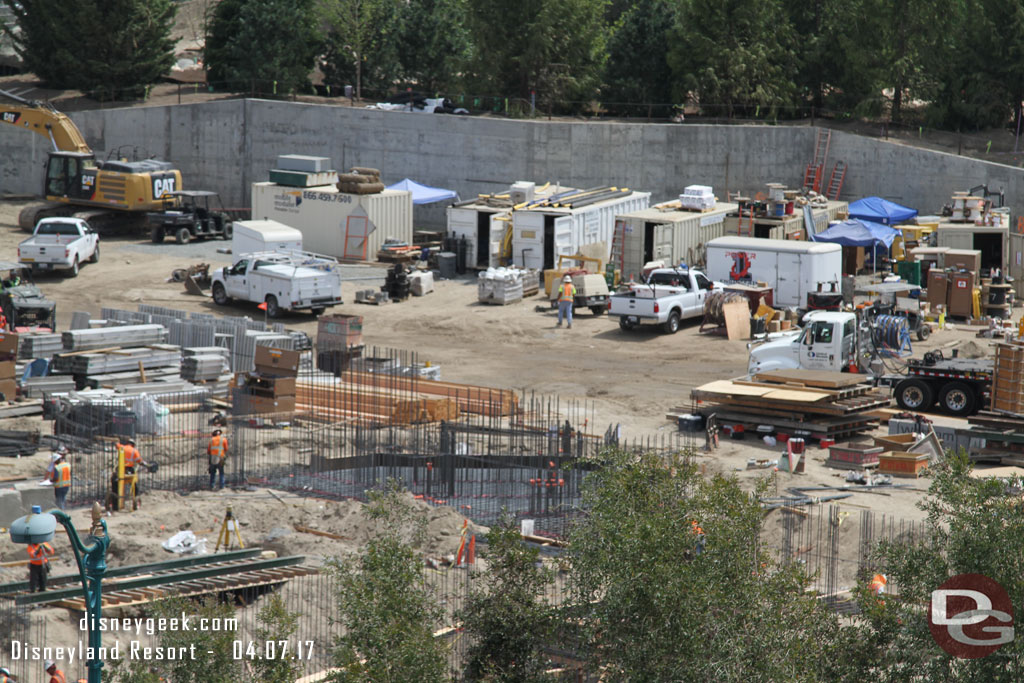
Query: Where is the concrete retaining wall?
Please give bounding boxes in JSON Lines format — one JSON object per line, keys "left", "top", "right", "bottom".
{"left": 2, "top": 99, "right": 1023, "bottom": 227}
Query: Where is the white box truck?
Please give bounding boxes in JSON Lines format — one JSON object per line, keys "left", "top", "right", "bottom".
{"left": 232, "top": 219, "right": 303, "bottom": 255}
{"left": 704, "top": 236, "right": 841, "bottom": 308}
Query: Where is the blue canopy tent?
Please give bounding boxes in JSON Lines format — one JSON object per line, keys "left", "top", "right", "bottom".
{"left": 385, "top": 178, "right": 459, "bottom": 205}
{"left": 848, "top": 196, "right": 918, "bottom": 225}
{"left": 812, "top": 219, "right": 902, "bottom": 273}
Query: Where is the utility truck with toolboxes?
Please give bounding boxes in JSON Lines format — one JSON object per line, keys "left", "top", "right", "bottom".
{"left": 210, "top": 251, "right": 343, "bottom": 318}
{"left": 705, "top": 236, "right": 841, "bottom": 309}
{"left": 747, "top": 309, "right": 992, "bottom": 416}
{"left": 609, "top": 267, "right": 723, "bottom": 334}
{"left": 18, "top": 217, "right": 99, "bottom": 277}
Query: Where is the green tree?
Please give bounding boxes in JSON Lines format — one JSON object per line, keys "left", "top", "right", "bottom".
{"left": 849, "top": 451, "right": 1024, "bottom": 681}
{"left": 567, "top": 449, "right": 845, "bottom": 681}
{"left": 327, "top": 482, "right": 447, "bottom": 682}
{"left": 668, "top": 0, "right": 798, "bottom": 119}
{"left": 251, "top": 594, "right": 303, "bottom": 683}
{"left": 2, "top": 0, "right": 176, "bottom": 100}
{"left": 396, "top": 0, "right": 471, "bottom": 94}
{"left": 465, "top": 0, "right": 608, "bottom": 109}
{"left": 460, "top": 514, "right": 555, "bottom": 682}
{"left": 107, "top": 597, "right": 243, "bottom": 683}
{"left": 319, "top": 0, "right": 404, "bottom": 100}
{"left": 602, "top": 0, "right": 678, "bottom": 117}
{"left": 204, "top": 0, "right": 320, "bottom": 95}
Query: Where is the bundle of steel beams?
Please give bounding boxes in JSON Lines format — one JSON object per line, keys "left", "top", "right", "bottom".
{"left": 62, "top": 324, "right": 167, "bottom": 351}
{"left": 51, "top": 346, "right": 181, "bottom": 374}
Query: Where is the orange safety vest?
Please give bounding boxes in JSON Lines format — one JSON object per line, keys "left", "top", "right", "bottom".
{"left": 691, "top": 520, "right": 704, "bottom": 536}
{"left": 122, "top": 445, "right": 142, "bottom": 469}
{"left": 208, "top": 435, "right": 227, "bottom": 464}
{"left": 54, "top": 461, "right": 71, "bottom": 488}
{"left": 27, "top": 542, "right": 54, "bottom": 566}
{"left": 558, "top": 282, "right": 576, "bottom": 302}
{"left": 49, "top": 669, "right": 66, "bottom": 683}
{"left": 868, "top": 573, "right": 887, "bottom": 595}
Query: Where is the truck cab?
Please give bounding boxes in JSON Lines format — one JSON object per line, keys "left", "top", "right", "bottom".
{"left": 748, "top": 312, "right": 857, "bottom": 374}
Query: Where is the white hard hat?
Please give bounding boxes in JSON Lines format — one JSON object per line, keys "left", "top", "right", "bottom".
{"left": 563, "top": 275, "right": 572, "bottom": 283}
{"left": 44, "top": 659, "right": 54, "bottom": 669}
{"left": 0, "top": 667, "right": 10, "bottom": 675}
{"left": 50, "top": 453, "right": 62, "bottom": 462}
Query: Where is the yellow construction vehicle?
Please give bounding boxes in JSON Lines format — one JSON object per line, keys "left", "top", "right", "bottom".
{"left": 0, "top": 88, "right": 184, "bottom": 233}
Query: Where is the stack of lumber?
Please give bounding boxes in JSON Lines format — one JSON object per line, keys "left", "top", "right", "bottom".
{"left": 688, "top": 370, "right": 890, "bottom": 440}
{"left": 342, "top": 371, "right": 518, "bottom": 417}
{"left": 296, "top": 382, "right": 460, "bottom": 425}
{"left": 966, "top": 411, "right": 1024, "bottom": 465}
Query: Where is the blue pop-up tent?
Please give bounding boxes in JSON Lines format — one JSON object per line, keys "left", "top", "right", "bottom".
{"left": 385, "top": 178, "right": 459, "bottom": 205}
{"left": 848, "top": 196, "right": 918, "bottom": 225}
{"left": 812, "top": 218, "right": 903, "bottom": 272}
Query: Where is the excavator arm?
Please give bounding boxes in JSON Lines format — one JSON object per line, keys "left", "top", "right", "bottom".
{"left": 0, "top": 89, "right": 91, "bottom": 154}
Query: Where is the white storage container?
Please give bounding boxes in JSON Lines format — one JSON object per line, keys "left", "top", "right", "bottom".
{"left": 251, "top": 182, "right": 413, "bottom": 261}
{"left": 615, "top": 203, "right": 737, "bottom": 279}
{"left": 232, "top": 219, "right": 303, "bottom": 255}
{"left": 704, "top": 236, "right": 842, "bottom": 308}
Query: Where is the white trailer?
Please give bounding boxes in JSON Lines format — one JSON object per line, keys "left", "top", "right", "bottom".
{"left": 704, "top": 236, "right": 842, "bottom": 308}
{"left": 512, "top": 190, "right": 651, "bottom": 271}
{"left": 232, "top": 219, "right": 303, "bottom": 255}
{"left": 614, "top": 202, "right": 737, "bottom": 279}
{"left": 251, "top": 182, "right": 413, "bottom": 261}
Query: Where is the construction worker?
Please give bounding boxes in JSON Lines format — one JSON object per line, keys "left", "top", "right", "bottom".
{"left": 691, "top": 520, "right": 706, "bottom": 556}
{"left": 27, "top": 540, "right": 55, "bottom": 592}
{"left": 50, "top": 449, "right": 71, "bottom": 510}
{"left": 44, "top": 660, "right": 65, "bottom": 683}
{"left": 207, "top": 428, "right": 228, "bottom": 490}
{"left": 556, "top": 275, "right": 576, "bottom": 329}
{"left": 119, "top": 436, "right": 147, "bottom": 504}
{"left": 0, "top": 665, "right": 19, "bottom": 681}
{"left": 869, "top": 573, "right": 887, "bottom": 596}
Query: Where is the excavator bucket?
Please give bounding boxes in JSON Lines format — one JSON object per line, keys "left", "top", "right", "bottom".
{"left": 184, "top": 275, "right": 210, "bottom": 296}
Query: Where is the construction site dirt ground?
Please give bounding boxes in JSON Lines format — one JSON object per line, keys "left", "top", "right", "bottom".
{"left": 0, "top": 197, "right": 1013, "bottom": 663}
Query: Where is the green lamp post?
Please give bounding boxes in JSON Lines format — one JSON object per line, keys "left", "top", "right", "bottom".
{"left": 9, "top": 502, "right": 110, "bottom": 683}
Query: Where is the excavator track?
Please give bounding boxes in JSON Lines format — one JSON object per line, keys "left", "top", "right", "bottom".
{"left": 18, "top": 201, "right": 147, "bottom": 235}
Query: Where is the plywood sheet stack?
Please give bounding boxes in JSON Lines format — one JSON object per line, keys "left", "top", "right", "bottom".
{"left": 342, "top": 371, "right": 518, "bottom": 417}
{"left": 295, "top": 382, "right": 460, "bottom": 425}
{"left": 688, "top": 370, "right": 890, "bottom": 440}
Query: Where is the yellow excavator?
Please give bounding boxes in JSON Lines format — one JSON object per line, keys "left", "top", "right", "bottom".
{"left": 0, "top": 88, "right": 184, "bottom": 233}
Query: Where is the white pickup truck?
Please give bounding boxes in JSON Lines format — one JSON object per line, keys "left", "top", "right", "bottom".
{"left": 608, "top": 267, "right": 723, "bottom": 334}
{"left": 18, "top": 217, "right": 100, "bottom": 277}
{"left": 210, "top": 251, "right": 343, "bottom": 317}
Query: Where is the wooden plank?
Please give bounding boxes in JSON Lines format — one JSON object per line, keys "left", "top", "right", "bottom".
{"left": 694, "top": 380, "right": 773, "bottom": 397}
{"left": 753, "top": 369, "right": 866, "bottom": 389}
{"left": 723, "top": 301, "right": 750, "bottom": 341}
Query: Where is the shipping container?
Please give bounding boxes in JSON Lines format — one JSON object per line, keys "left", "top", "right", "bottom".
{"left": 614, "top": 202, "right": 738, "bottom": 278}
{"left": 232, "top": 219, "right": 304, "bottom": 255}
{"left": 250, "top": 182, "right": 413, "bottom": 261}
{"left": 935, "top": 221, "right": 1009, "bottom": 273}
{"left": 705, "top": 236, "right": 842, "bottom": 308}
{"left": 447, "top": 205, "right": 512, "bottom": 270}
{"left": 722, "top": 200, "right": 848, "bottom": 240}
{"left": 512, "top": 191, "right": 651, "bottom": 271}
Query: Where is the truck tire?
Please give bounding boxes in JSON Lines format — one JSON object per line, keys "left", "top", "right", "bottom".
{"left": 212, "top": 282, "right": 229, "bottom": 305}
{"left": 223, "top": 222, "right": 233, "bottom": 240}
{"left": 619, "top": 317, "right": 637, "bottom": 331}
{"left": 69, "top": 256, "right": 79, "bottom": 277}
{"left": 265, "top": 295, "right": 281, "bottom": 318}
{"left": 176, "top": 227, "right": 191, "bottom": 245}
{"left": 939, "top": 382, "right": 977, "bottom": 416}
{"left": 590, "top": 306, "right": 606, "bottom": 316}
{"left": 895, "top": 378, "right": 933, "bottom": 411}
{"left": 916, "top": 324, "right": 930, "bottom": 341}
{"left": 662, "top": 310, "right": 681, "bottom": 334}
{"left": 89, "top": 243, "right": 99, "bottom": 263}
{"left": 151, "top": 226, "right": 165, "bottom": 243}
{"left": 311, "top": 307, "right": 326, "bottom": 316}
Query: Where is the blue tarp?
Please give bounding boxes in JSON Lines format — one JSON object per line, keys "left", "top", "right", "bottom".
{"left": 811, "top": 219, "right": 902, "bottom": 248}
{"left": 384, "top": 178, "right": 458, "bottom": 205}
{"left": 848, "top": 196, "right": 918, "bottom": 225}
